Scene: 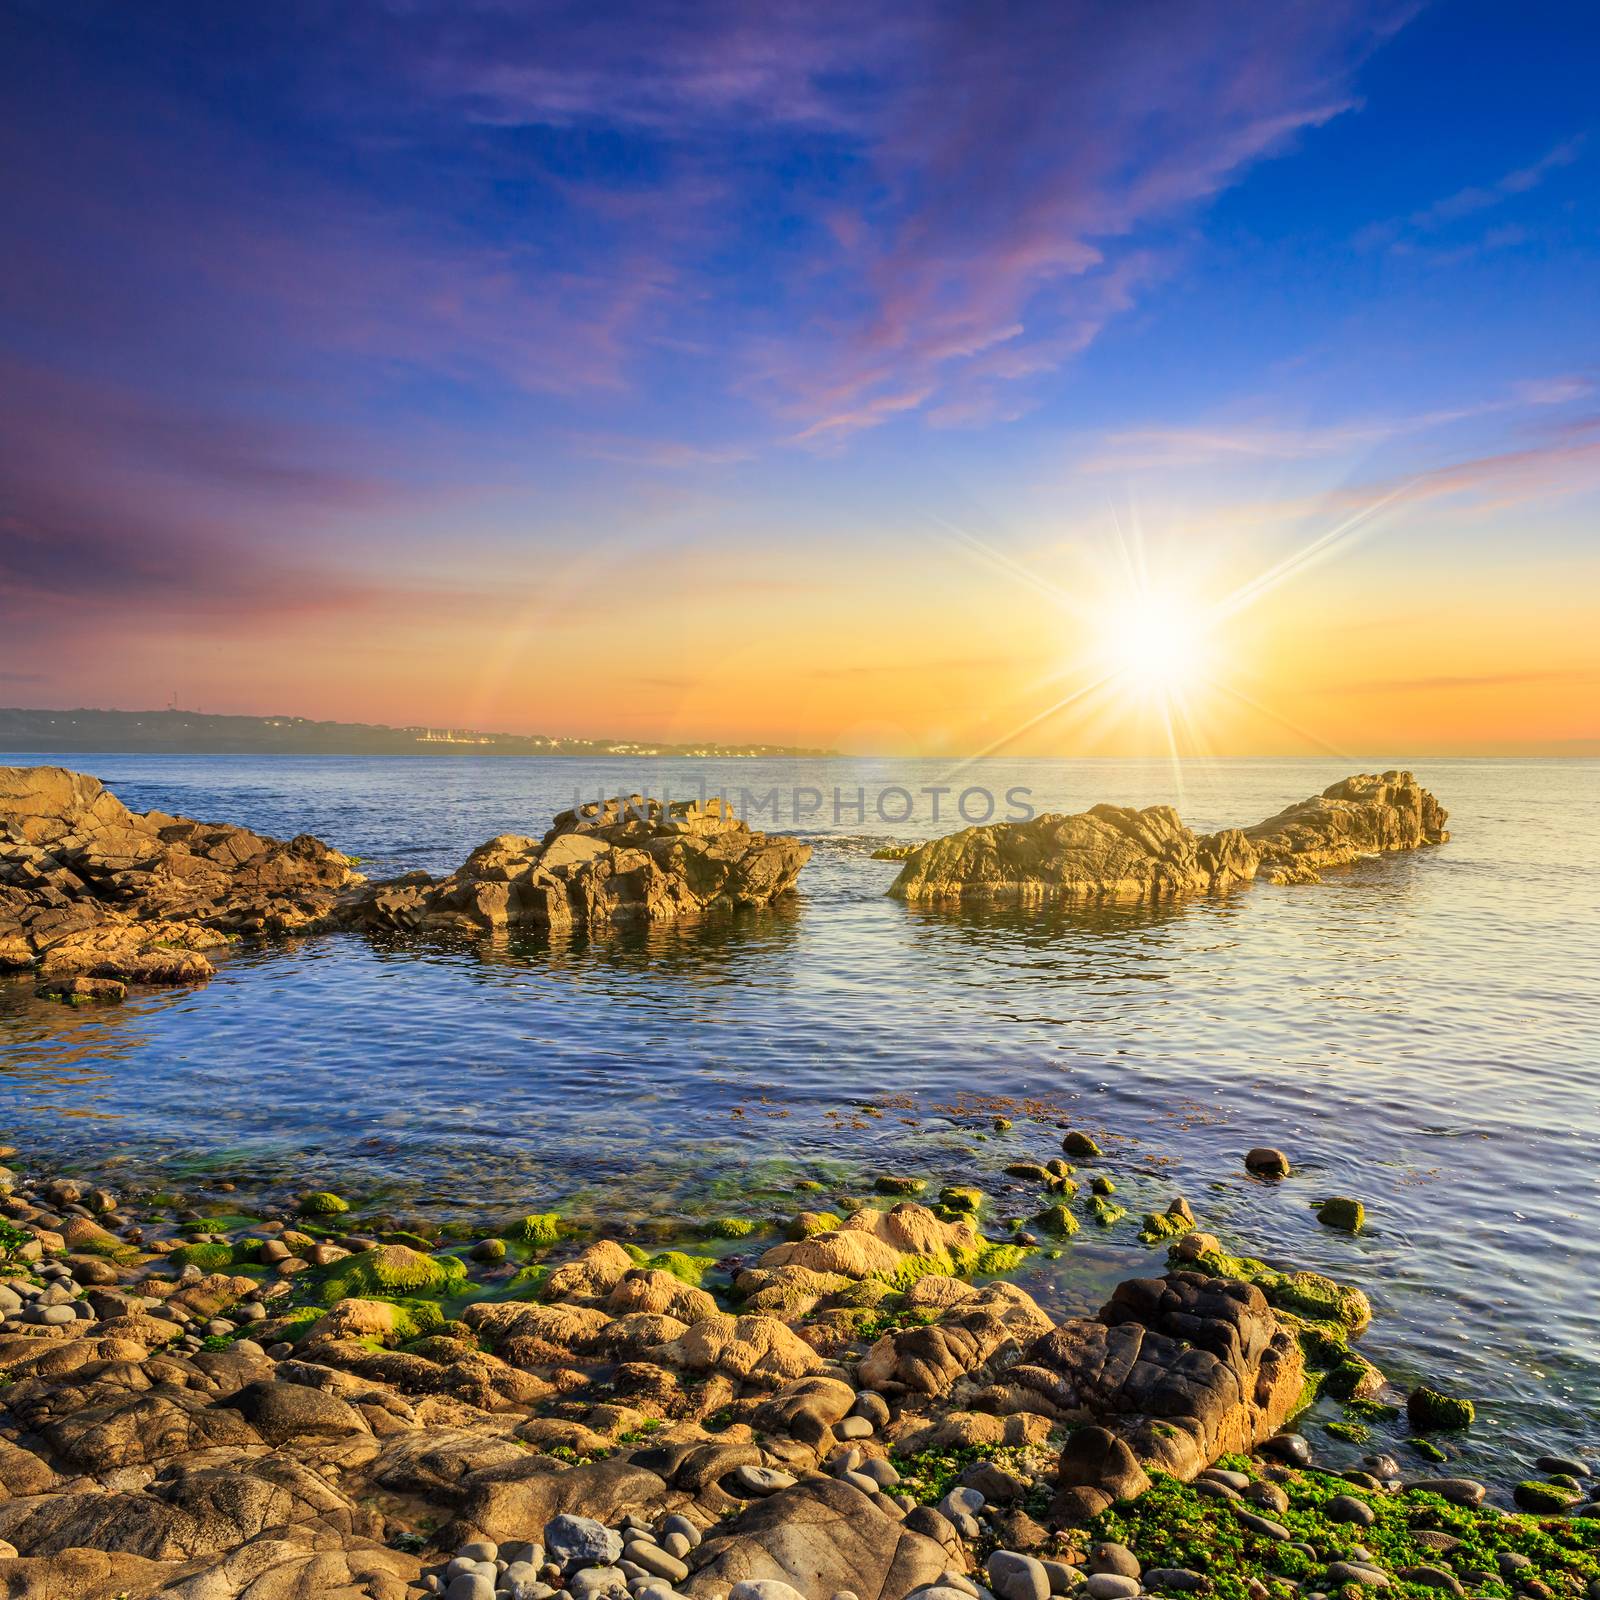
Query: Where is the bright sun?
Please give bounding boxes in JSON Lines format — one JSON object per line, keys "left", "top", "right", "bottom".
{"left": 1099, "top": 589, "right": 1213, "bottom": 699}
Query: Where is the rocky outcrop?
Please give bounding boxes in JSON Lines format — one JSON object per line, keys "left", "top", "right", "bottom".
{"left": 887, "top": 770, "right": 1446, "bottom": 904}
{"left": 1243, "top": 770, "right": 1450, "bottom": 884}
{"left": 0, "top": 773, "right": 810, "bottom": 997}
{"left": 0, "top": 766, "right": 358, "bottom": 989}
{"left": 996, "top": 1272, "right": 1306, "bottom": 1523}
{"left": 348, "top": 794, "right": 810, "bottom": 936}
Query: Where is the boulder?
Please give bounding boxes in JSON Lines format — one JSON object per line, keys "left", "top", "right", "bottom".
{"left": 0, "top": 765, "right": 357, "bottom": 984}
{"left": 988, "top": 1272, "right": 1305, "bottom": 1521}
{"left": 686, "top": 1477, "right": 948, "bottom": 1600}
{"left": 348, "top": 794, "right": 809, "bottom": 936}
{"left": 858, "top": 1284, "right": 1053, "bottom": 1396}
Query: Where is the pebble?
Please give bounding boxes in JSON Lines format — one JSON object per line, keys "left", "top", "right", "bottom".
{"left": 1405, "top": 1478, "right": 1486, "bottom": 1507}
{"left": 1203, "top": 1469, "right": 1251, "bottom": 1491}
{"left": 1398, "top": 1566, "right": 1464, "bottom": 1595}
{"left": 1194, "top": 1479, "right": 1241, "bottom": 1502}
{"left": 658, "top": 1515, "right": 701, "bottom": 1550}
{"left": 1325, "top": 1563, "right": 1390, "bottom": 1589}
{"left": 1327, "top": 1494, "right": 1377, "bottom": 1526}
{"left": 1088, "top": 1543, "right": 1140, "bottom": 1579}
{"left": 733, "top": 1464, "right": 796, "bottom": 1496}
{"left": 544, "top": 1514, "right": 623, "bottom": 1573}
{"left": 938, "top": 1486, "right": 986, "bottom": 1518}
{"left": 1244, "top": 1481, "right": 1288, "bottom": 1514}
{"left": 443, "top": 1573, "right": 495, "bottom": 1600}
{"left": 1235, "top": 1511, "right": 1290, "bottom": 1541}
{"left": 568, "top": 1566, "right": 630, "bottom": 1600}
{"left": 837, "top": 1416, "right": 875, "bottom": 1440}
{"left": 456, "top": 1539, "right": 498, "bottom": 1564}
{"left": 1538, "top": 1454, "right": 1594, "bottom": 1478}
{"left": 1143, "top": 1571, "right": 1211, "bottom": 1594}
{"left": 624, "top": 1543, "right": 689, "bottom": 1584}
{"left": 1084, "top": 1577, "right": 1140, "bottom": 1600}
{"left": 988, "top": 1551, "right": 1051, "bottom": 1600}
{"left": 1245, "top": 1148, "right": 1292, "bottom": 1178}
{"left": 1260, "top": 1434, "right": 1313, "bottom": 1467}
{"left": 852, "top": 1392, "right": 891, "bottom": 1428}
{"left": 730, "top": 1583, "right": 809, "bottom": 1600}
{"left": 837, "top": 1467, "right": 881, "bottom": 1495}
{"left": 857, "top": 1457, "right": 899, "bottom": 1488}
{"left": 1041, "top": 1561, "right": 1083, "bottom": 1595}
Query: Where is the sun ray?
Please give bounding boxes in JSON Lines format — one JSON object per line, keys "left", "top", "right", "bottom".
{"left": 1207, "top": 482, "right": 1413, "bottom": 625}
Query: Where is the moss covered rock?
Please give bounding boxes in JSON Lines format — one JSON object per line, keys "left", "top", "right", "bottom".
{"left": 1407, "top": 1384, "right": 1475, "bottom": 1431}
{"left": 708, "top": 1217, "right": 755, "bottom": 1239}
{"left": 873, "top": 1175, "right": 927, "bottom": 1197}
{"left": 503, "top": 1212, "right": 564, "bottom": 1247}
{"left": 298, "top": 1191, "right": 349, "bottom": 1217}
{"left": 1514, "top": 1481, "right": 1579, "bottom": 1513}
{"left": 1317, "top": 1196, "right": 1366, "bottom": 1232}
{"left": 316, "top": 1244, "right": 467, "bottom": 1304}
{"left": 171, "top": 1239, "right": 249, "bottom": 1272}
{"left": 1034, "top": 1202, "right": 1079, "bottom": 1237}
{"left": 646, "top": 1250, "right": 715, "bottom": 1286}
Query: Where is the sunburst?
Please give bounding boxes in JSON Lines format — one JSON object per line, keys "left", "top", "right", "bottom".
{"left": 932, "top": 484, "right": 1413, "bottom": 792}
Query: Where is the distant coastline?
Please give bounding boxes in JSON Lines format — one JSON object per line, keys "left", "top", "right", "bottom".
{"left": 0, "top": 706, "right": 837, "bottom": 759}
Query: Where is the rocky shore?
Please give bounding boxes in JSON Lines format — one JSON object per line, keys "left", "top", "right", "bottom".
{"left": 0, "top": 1126, "right": 1592, "bottom": 1600}
{"left": 0, "top": 772, "right": 809, "bottom": 1001}
{"left": 887, "top": 774, "right": 1447, "bottom": 905}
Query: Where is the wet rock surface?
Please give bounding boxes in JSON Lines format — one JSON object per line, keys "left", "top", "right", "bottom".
{"left": 887, "top": 772, "right": 1447, "bottom": 905}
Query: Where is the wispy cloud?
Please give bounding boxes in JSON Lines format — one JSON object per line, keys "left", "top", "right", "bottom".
{"left": 1355, "top": 135, "right": 1586, "bottom": 255}
{"left": 1079, "top": 376, "right": 1595, "bottom": 471}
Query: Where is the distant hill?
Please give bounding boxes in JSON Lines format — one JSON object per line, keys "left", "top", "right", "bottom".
{"left": 0, "top": 707, "right": 836, "bottom": 759}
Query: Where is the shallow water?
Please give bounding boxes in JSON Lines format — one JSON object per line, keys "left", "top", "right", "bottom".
{"left": 2, "top": 753, "right": 1597, "bottom": 1481}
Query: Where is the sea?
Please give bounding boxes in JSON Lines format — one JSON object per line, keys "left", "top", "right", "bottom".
{"left": 1, "top": 753, "right": 1596, "bottom": 1486}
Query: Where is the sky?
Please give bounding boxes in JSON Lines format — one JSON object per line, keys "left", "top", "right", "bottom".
{"left": 1, "top": 0, "right": 1596, "bottom": 757}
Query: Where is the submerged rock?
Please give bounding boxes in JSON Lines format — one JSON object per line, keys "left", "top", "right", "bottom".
{"left": 350, "top": 793, "right": 810, "bottom": 936}
{"left": 0, "top": 764, "right": 359, "bottom": 987}
{"left": 887, "top": 771, "right": 1446, "bottom": 904}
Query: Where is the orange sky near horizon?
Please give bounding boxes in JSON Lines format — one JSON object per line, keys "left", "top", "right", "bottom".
{"left": 14, "top": 500, "right": 1595, "bottom": 759}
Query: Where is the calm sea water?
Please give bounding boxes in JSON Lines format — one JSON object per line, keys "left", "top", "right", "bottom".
{"left": 1, "top": 753, "right": 1597, "bottom": 1481}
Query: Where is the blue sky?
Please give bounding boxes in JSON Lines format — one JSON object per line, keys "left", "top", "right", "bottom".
{"left": 0, "top": 0, "right": 1595, "bottom": 751}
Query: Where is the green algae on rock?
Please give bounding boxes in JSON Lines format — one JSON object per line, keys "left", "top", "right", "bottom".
{"left": 874, "top": 1175, "right": 928, "bottom": 1196}
{"left": 1407, "top": 1384, "right": 1476, "bottom": 1430}
{"left": 297, "top": 1190, "right": 350, "bottom": 1216}
{"left": 314, "top": 1242, "right": 467, "bottom": 1303}
{"left": 1317, "top": 1195, "right": 1366, "bottom": 1232}
{"left": 502, "top": 1211, "right": 565, "bottom": 1246}
{"left": 1034, "top": 1201, "right": 1080, "bottom": 1237}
